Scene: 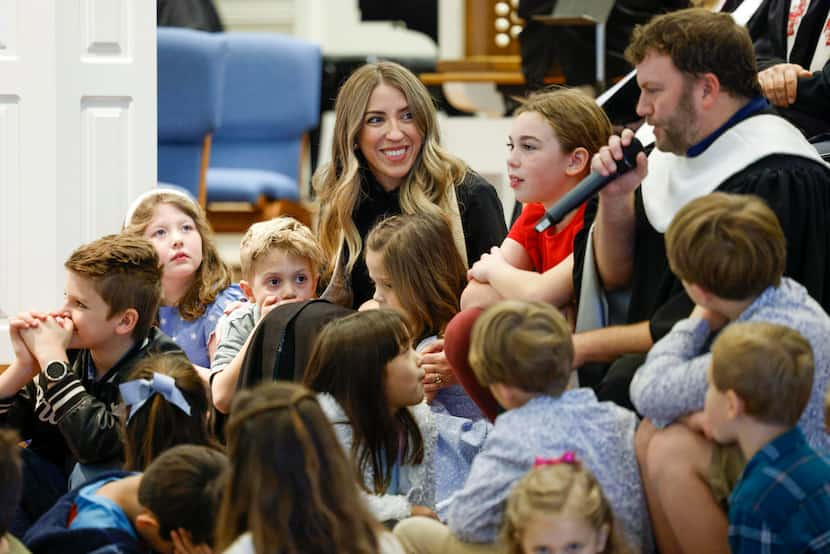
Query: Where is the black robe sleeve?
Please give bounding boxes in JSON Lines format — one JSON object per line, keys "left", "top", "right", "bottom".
{"left": 456, "top": 171, "right": 508, "bottom": 266}
{"left": 650, "top": 154, "right": 830, "bottom": 341}
{"left": 572, "top": 196, "right": 599, "bottom": 303}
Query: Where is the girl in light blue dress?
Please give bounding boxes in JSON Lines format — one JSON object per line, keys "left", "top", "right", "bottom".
{"left": 124, "top": 189, "right": 243, "bottom": 375}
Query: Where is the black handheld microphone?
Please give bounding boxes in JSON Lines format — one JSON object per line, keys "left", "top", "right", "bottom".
{"left": 534, "top": 137, "right": 645, "bottom": 232}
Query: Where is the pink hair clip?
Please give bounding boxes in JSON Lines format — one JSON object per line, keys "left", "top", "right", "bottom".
{"left": 534, "top": 452, "right": 578, "bottom": 467}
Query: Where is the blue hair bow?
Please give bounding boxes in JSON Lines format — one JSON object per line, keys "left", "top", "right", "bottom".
{"left": 119, "top": 372, "right": 191, "bottom": 422}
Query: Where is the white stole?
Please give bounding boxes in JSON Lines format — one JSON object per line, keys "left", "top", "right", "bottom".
{"left": 641, "top": 114, "right": 828, "bottom": 233}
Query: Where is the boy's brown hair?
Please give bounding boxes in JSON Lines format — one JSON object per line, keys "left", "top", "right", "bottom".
{"left": 65, "top": 234, "right": 162, "bottom": 342}
{"left": 711, "top": 322, "right": 813, "bottom": 427}
{"left": 366, "top": 213, "right": 467, "bottom": 340}
{"left": 138, "top": 444, "right": 228, "bottom": 546}
{"left": 470, "top": 300, "right": 574, "bottom": 395}
{"left": 515, "top": 87, "right": 613, "bottom": 165}
{"left": 625, "top": 8, "right": 761, "bottom": 99}
{"left": 239, "top": 216, "right": 326, "bottom": 283}
{"left": 0, "top": 429, "right": 22, "bottom": 537}
{"left": 666, "top": 193, "right": 785, "bottom": 300}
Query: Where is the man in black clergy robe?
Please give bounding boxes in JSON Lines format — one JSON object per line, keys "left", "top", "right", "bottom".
{"left": 571, "top": 9, "right": 830, "bottom": 408}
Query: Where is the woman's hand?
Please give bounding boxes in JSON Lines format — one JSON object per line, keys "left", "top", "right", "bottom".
{"left": 419, "top": 340, "right": 455, "bottom": 403}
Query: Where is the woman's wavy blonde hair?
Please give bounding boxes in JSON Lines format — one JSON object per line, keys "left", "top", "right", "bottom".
{"left": 123, "top": 191, "right": 232, "bottom": 320}
{"left": 314, "top": 61, "right": 468, "bottom": 278}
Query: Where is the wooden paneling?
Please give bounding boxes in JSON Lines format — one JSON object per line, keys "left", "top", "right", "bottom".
{"left": 465, "top": 0, "right": 522, "bottom": 57}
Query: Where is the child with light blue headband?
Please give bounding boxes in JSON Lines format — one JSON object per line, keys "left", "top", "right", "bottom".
{"left": 118, "top": 353, "right": 218, "bottom": 471}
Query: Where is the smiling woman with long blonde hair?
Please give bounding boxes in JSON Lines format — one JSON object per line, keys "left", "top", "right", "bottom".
{"left": 314, "top": 61, "right": 507, "bottom": 309}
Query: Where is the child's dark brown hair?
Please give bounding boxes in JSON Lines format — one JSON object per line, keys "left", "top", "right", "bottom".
{"left": 121, "top": 352, "right": 219, "bottom": 471}
{"left": 0, "top": 429, "right": 22, "bottom": 537}
{"left": 138, "top": 444, "right": 228, "bottom": 547}
{"left": 303, "top": 310, "right": 424, "bottom": 494}
{"left": 216, "top": 382, "right": 382, "bottom": 553}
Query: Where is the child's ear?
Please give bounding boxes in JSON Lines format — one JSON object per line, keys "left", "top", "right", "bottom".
{"left": 239, "top": 280, "right": 256, "bottom": 302}
{"left": 596, "top": 523, "right": 610, "bottom": 552}
{"left": 134, "top": 511, "right": 159, "bottom": 534}
{"left": 114, "top": 308, "right": 139, "bottom": 336}
{"left": 725, "top": 389, "right": 745, "bottom": 419}
{"left": 565, "top": 147, "right": 590, "bottom": 176}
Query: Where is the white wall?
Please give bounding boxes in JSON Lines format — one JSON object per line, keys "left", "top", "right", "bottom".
{"left": 0, "top": 1, "right": 156, "bottom": 363}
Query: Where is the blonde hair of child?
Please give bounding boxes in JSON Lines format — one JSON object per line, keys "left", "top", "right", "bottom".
{"left": 665, "top": 192, "right": 785, "bottom": 300}
{"left": 123, "top": 191, "right": 232, "bottom": 320}
{"left": 239, "top": 216, "right": 326, "bottom": 282}
{"left": 515, "top": 87, "right": 613, "bottom": 166}
{"left": 470, "top": 300, "right": 574, "bottom": 394}
{"left": 503, "top": 463, "right": 632, "bottom": 554}
{"left": 711, "top": 321, "right": 814, "bottom": 427}
{"left": 366, "top": 213, "right": 467, "bottom": 340}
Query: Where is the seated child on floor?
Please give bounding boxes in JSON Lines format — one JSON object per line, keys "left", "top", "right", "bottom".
{"left": 215, "top": 381, "right": 405, "bottom": 554}
{"left": 0, "top": 234, "right": 180, "bottom": 535}
{"left": 393, "top": 301, "right": 650, "bottom": 554}
{"left": 0, "top": 430, "right": 29, "bottom": 554}
{"left": 211, "top": 217, "right": 324, "bottom": 413}
{"left": 124, "top": 189, "right": 243, "bottom": 374}
{"left": 630, "top": 193, "right": 830, "bottom": 554}
{"left": 443, "top": 88, "right": 613, "bottom": 422}
{"left": 365, "top": 213, "right": 479, "bottom": 419}
{"left": 704, "top": 322, "right": 830, "bottom": 552}
{"left": 503, "top": 458, "right": 633, "bottom": 554}
{"left": 23, "top": 445, "right": 227, "bottom": 554}
{"left": 303, "top": 310, "right": 437, "bottom": 524}
{"left": 119, "top": 352, "right": 217, "bottom": 471}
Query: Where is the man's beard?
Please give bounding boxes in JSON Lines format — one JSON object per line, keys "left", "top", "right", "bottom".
{"left": 651, "top": 84, "right": 699, "bottom": 155}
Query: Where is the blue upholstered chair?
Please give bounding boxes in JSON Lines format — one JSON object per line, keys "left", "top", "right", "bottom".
{"left": 206, "top": 32, "right": 322, "bottom": 231}
{"left": 157, "top": 28, "right": 228, "bottom": 206}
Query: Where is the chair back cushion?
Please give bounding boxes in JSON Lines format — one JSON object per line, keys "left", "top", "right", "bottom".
{"left": 210, "top": 33, "right": 322, "bottom": 180}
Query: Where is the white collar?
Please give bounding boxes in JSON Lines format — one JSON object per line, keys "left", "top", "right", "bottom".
{"left": 641, "top": 114, "right": 826, "bottom": 232}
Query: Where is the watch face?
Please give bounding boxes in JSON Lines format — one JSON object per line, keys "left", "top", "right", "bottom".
{"left": 45, "top": 361, "right": 68, "bottom": 381}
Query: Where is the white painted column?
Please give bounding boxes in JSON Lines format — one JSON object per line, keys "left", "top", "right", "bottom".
{"left": 0, "top": 1, "right": 156, "bottom": 363}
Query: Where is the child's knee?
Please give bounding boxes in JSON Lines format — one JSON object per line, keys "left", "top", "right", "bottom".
{"left": 393, "top": 516, "right": 450, "bottom": 554}
{"left": 646, "top": 424, "right": 713, "bottom": 482}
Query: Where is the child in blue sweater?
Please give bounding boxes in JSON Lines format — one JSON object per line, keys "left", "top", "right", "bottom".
{"left": 394, "top": 300, "right": 651, "bottom": 553}
{"left": 23, "top": 445, "right": 227, "bottom": 554}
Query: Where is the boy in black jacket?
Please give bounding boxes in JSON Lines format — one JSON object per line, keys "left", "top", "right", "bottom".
{"left": 0, "top": 233, "right": 181, "bottom": 535}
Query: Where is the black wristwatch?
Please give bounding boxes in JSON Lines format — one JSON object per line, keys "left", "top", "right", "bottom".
{"left": 43, "top": 360, "right": 70, "bottom": 383}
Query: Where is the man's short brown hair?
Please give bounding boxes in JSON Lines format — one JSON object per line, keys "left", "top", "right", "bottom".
{"left": 65, "top": 234, "right": 162, "bottom": 341}
{"left": 625, "top": 8, "right": 761, "bottom": 99}
{"left": 469, "top": 301, "right": 574, "bottom": 395}
{"left": 666, "top": 193, "right": 785, "bottom": 300}
{"left": 711, "top": 322, "right": 813, "bottom": 427}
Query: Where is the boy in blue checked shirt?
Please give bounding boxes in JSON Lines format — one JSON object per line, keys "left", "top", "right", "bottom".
{"left": 704, "top": 321, "right": 830, "bottom": 552}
